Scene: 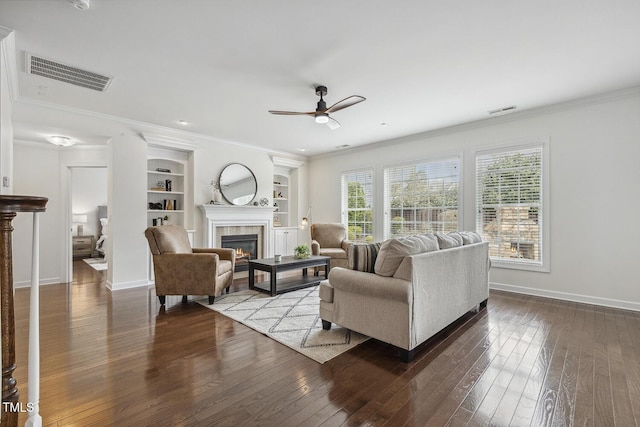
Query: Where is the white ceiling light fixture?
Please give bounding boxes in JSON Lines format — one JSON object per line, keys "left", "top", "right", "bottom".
{"left": 314, "top": 113, "right": 329, "bottom": 124}
{"left": 46, "top": 136, "right": 75, "bottom": 147}
{"left": 69, "top": 0, "right": 90, "bottom": 10}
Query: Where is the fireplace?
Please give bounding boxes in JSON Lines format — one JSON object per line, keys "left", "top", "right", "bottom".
{"left": 221, "top": 234, "right": 258, "bottom": 272}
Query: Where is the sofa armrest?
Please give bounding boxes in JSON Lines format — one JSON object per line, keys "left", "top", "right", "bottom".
{"left": 311, "top": 240, "right": 321, "bottom": 255}
{"left": 340, "top": 240, "right": 353, "bottom": 252}
{"left": 328, "top": 267, "right": 411, "bottom": 303}
{"left": 155, "top": 253, "right": 219, "bottom": 273}
{"left": 193, "top": 247, "right": 235, "bottom": 263}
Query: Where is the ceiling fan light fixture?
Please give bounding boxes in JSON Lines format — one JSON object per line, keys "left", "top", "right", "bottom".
{"left": 315, "top": 113, "right": 329, "bottom": 124}
{"left": 46, "top": 136, "right": 75, "bottom": 147}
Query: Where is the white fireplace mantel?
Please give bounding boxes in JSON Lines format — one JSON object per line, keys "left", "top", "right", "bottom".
{"left": 199, "top": 204, "right": 275, "bottom": 257}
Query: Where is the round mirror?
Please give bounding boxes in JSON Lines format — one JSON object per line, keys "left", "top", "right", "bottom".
{"left": 218, "top": 163, "right": 257, "bottom": 205}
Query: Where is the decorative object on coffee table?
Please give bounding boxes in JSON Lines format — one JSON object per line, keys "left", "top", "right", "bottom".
{"left": 294, "top": 243, "right": 310, "bottom": 259}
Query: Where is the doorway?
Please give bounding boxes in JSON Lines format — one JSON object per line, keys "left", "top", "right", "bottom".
{"left": 70, "top": 167, "right": 108, "bottom": 276}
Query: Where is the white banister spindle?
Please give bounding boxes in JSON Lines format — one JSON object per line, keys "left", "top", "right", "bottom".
{"left": 25, "top": 212, "right": 42, "bottom": 427}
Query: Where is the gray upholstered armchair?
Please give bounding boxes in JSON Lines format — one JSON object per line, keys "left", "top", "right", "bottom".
{"left": 144, "top": 225, "right": 235, "bottom": 305}
{"left": 310, "top": 223, "right": 350, "bottom": 271}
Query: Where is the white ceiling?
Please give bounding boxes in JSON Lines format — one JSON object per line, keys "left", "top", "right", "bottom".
{"left": 2, "top": 1, "right": 640, "bottom": 157}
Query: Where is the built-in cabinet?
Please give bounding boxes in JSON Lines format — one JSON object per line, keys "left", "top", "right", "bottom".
{"left": 147, "top": 153, "right": 190, "bottom": 228}
{"left": 273, "top": 173, "right": 289, "bottom": 227}
{"left": 271, "top": 157, "right": 305, "bottom": 253}
{"left": 274, "top": 227, "right": 299, "bottom": 256}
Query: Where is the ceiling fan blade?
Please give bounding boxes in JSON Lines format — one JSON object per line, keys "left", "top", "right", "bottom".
{"left": 268, "top": 110, "right": 315, "bottom": 116}
{"left": 327, "top": 116, "right": 341, "bottom": 130}
{"left": 325, "top": 95, "right": 366, "bottom": 114}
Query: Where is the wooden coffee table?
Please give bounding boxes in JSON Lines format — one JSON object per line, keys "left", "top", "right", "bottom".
{"left": 248, "top": 255, "right": 330, "bottom": 296}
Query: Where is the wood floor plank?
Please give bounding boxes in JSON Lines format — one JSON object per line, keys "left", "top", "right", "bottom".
{"left": 7, "top": 261, "right": 640, "bottom": 426}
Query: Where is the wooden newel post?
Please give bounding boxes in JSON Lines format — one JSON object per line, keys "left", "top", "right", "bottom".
{"left": 0, "top": 196, "right": 48, "bottom": 427}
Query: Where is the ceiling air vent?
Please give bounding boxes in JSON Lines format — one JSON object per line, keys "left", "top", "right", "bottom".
{"left": 26, "top": 53, "right": 112, "bottom": 92}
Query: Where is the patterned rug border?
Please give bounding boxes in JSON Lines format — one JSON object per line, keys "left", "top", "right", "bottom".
{"left": 197, "top": 286, "right": 368, "bottom": 364}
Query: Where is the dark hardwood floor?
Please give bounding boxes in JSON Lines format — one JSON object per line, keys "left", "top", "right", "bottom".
{"left": 11, "top": 260, "right": 640, "bottom": 426}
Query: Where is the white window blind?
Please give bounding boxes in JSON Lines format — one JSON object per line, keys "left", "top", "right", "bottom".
{"left": 341, "top": 169, "right": 374, "bottom": 243}
{"left": 476, "top": 145, "right": 544, "bottom": 267}
{"left": 384, "top": 157, "right": 459, "bottom": 239}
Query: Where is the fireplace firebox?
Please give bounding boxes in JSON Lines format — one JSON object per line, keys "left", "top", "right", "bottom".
{"left": 221, "top": 234, "right": 258, "bottom": 272}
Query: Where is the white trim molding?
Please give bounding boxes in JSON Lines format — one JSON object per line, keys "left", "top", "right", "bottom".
{"left": 490, "top": 281, "right": 640, "bottom": 312}
{"left": 106, "top": 279, "right": 150, "bottom": 291}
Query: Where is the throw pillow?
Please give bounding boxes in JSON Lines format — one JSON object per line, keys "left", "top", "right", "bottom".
{"left": 459, "top": 231, "right": 482, "bottom": 244}
{"left": 418, "top": 233, "right": 440, "bottom": 251}
{"left": 374, "top": 235, "right": 430, "bottom": 277}
{"left": 435, "top": 232, "right": 463, "bottom": 249}
{"left": 348, "top": 242, "right": 382, "bottom": 273}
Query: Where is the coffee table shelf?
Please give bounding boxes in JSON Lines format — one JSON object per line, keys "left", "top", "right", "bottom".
{"left": 248, "top": 255, "right": 330, "bottom": 296}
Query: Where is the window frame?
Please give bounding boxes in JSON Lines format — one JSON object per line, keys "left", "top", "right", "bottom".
{"left": 473, "top": 139, "right": 550, "bottom": 272}
{"left": 341, "top": 168, "right": 375, "bottom": 243}
{"left": 382, "top": 153, "right": 462, "bottom": 240}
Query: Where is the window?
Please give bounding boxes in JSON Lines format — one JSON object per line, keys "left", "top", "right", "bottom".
{"left": 341, "top": 169, "right": 374, "bottom": 243}
{"left": 383, "top": 156, "right": 460, "bottom": 239}
{"left": 475, "top": 142, "right": 548, "bottom": 270}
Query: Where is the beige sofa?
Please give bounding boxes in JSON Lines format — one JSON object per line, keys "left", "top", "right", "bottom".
{"left": 319, "top": 231, "right": 490, "bottom": 362}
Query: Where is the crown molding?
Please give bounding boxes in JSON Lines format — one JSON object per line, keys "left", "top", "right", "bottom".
{"left": 271, "top": 156, "right": 304, "bottom": 170}
{"left": 13, "top": 96, "right": 308, "bottom": 160}
{"left": 142, "top": 132, "right": 201, "bottom": 152}
{"left": 0, "top": 26, "right": 19, "bottom": 103}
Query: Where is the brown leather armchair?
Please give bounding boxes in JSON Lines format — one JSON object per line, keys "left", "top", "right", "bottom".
{"left": 310, "top": 223, "right": 350, "bottom": 271}
{"left": 144, "top": 225, "right": 235, "bottom": 305}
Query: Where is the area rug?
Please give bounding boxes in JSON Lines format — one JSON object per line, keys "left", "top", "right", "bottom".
{"left": 83, "top": 257, "right": 107, "bottom": 271}
{"left": 197, "top": 286, "right": 368, "bottom": 364}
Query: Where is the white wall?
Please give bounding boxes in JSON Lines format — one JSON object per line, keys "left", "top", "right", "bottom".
{"left": 106, "top": 132, "right": 148, "bottom": 290}
{"left": 193, "top": 143, "right": 277, "bottom": 247}
{"left": 308, "top": 89, "right": 640, "bottom": 310}
{"left": 0, "top": 29, "right": 14, "bottom": 194}
{"left": 13, "top": 142, "right": 62, "bottom": 285}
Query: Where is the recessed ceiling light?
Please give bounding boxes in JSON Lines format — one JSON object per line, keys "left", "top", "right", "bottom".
{"left": 46, "top": 136, "right": 75, "bottom": 147}
{"left": 381, "top": 122, "right": 389, "bottom": 127}
{"left": 335, "top": 144, "right": 350, "bottom": 150}
{"left": 178, "top": 120, "right": 189, "bottom": 125}
{"left": 297, "top": 148, "right": 306, "bottom": 152}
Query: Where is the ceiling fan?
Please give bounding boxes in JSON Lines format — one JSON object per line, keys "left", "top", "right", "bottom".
{"left": 268, "top": 85, "right": 365, "bottom": 130}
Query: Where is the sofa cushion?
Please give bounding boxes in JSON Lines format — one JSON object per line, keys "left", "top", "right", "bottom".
{"left": 459, "top": 231, "right": 482, "bottom": 244}
{"left": 319, "top": 247, "right": 348, "bottom": 260}
{"left": 348, "top": 242, "right": 382, "bottom": 273}
{"left": 374, "top": 235, "right": 438, "bottom": 277}
{"left": 435, "top": 232, "right": 463, "bottom": 249}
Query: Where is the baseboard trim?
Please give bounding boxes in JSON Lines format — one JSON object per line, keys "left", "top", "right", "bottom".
{"left": 106, "top": 279, "right": 150, "bottom": 291}
{"left": 14, "top": 278, "right": 62, "bottom": 288}
{"left": 490, "top": 282, "right": 640, "bottom": 312}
